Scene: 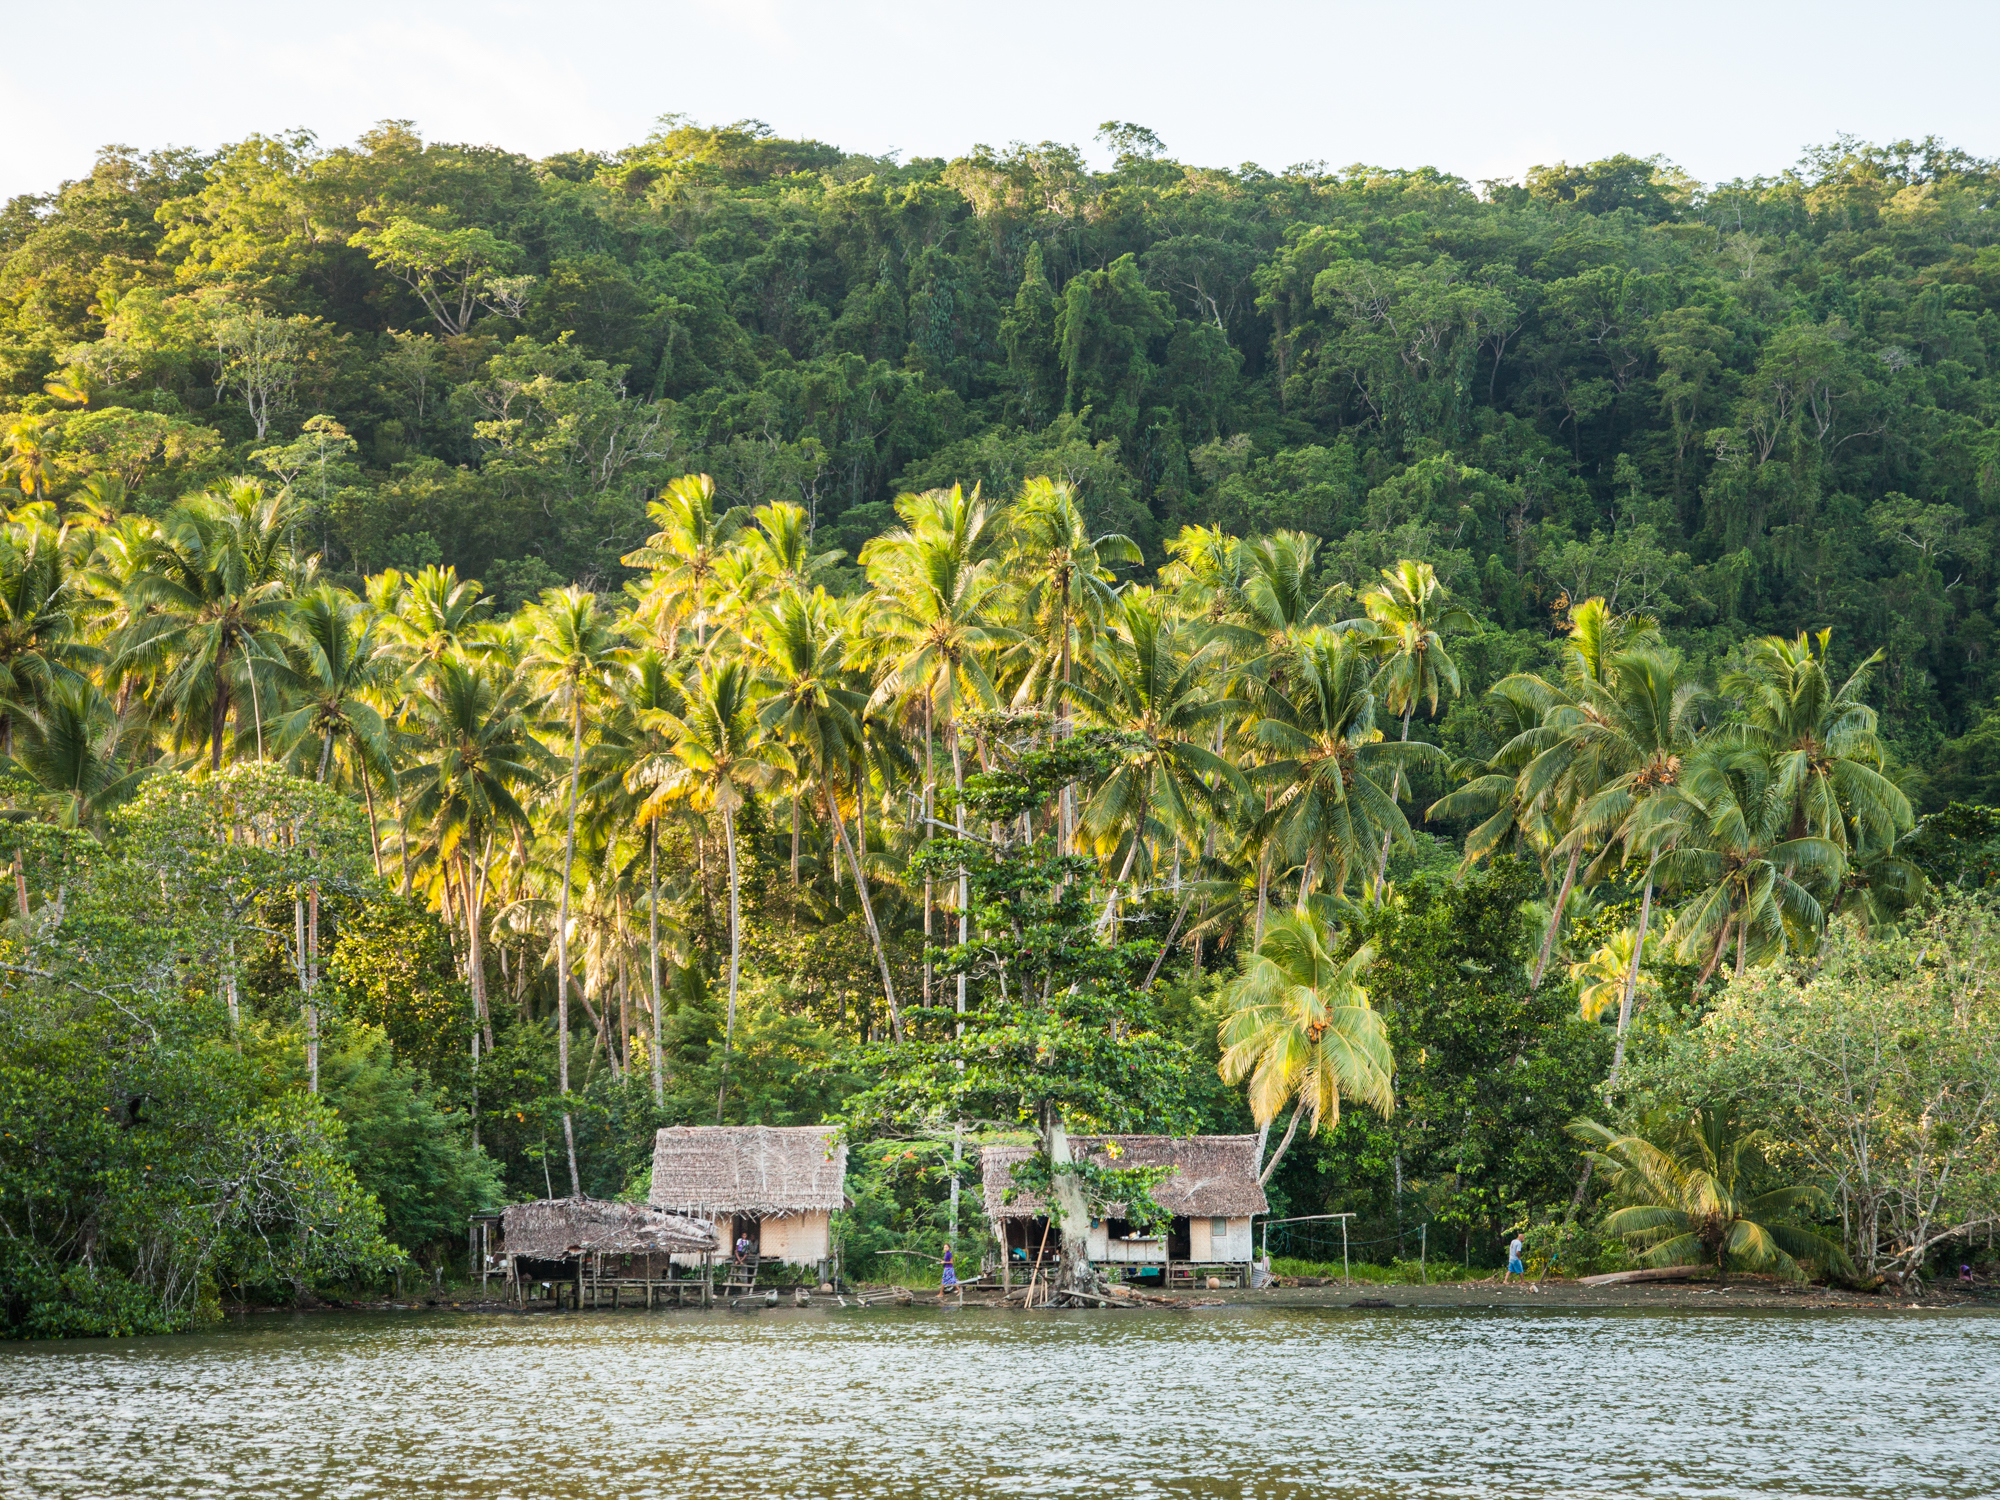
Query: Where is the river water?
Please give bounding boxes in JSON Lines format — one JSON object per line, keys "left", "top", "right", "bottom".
{"left": 4, "top": 1304, "right": 1994, "bottom": 1498}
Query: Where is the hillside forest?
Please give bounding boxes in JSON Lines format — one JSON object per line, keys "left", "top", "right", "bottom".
{"left": 2, "top": 118, "right": 1998, "bottom": 1334}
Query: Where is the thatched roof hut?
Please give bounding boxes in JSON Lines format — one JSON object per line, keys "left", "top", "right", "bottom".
{"left": 500, "top": 1197, "right": 718, "bottom": 1260}
{"left": 648, "top": 1125, "right": 847, "bottom": 1219}
{"left": 980, "top": 1135, "right": 1270, "bottom": 1222}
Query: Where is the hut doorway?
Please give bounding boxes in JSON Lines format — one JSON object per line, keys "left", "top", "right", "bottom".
{"left": 729, "top": 1216, "right": 762, "bottom": 1265}
{"left": 1166, "top": 1218, "right": 1191, "bottom": 1262}
{"left": 1006, "top": 1217, "right": 1055, "bottom": 1267}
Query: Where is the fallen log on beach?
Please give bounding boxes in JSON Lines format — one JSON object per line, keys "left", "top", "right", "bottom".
{"left": 1576, "top": 1266, "right": 1708, "bottom": 1286}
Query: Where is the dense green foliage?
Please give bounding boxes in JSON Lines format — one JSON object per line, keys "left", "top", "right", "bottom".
{"left": 2, "top": 119, "right": 1998, "bottom": 1330}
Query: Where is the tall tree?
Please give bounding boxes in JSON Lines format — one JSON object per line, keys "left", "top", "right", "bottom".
{"left": 520, "top": 586, "right": 623, "bottom": 1195}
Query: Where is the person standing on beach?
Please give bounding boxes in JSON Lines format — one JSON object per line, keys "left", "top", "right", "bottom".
{"left": 1504, "top": 1234, "right": 1525, "bottom": 1282}
{"left": 939, "top": 1242, "right": 958, "bottom": 1302}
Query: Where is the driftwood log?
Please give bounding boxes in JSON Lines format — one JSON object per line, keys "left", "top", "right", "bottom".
{"left": 1576, "top": 1265, "right": 1708, "bottom": 1286}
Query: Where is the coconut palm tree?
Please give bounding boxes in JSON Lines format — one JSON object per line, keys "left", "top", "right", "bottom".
{"left": 111, "top": 481, "right": 296, "bottom": 768}
{"left": 1007, "top": 477, "right": 1139, "bottom": 851}
{"left": 1159, "top": 524, "right": 1250, "bottom": 627}
{"left": 1648, "top": 745, "right": 1845, "bottom": 986}
{"left": 863, "top": 487, "right": 1013, "bottom": 1013}
{"left": 1480, "top": 597, "right": 1663, "bottom": 989}
{"left": 1218, "top": 907, "right": 1394, "bottom": 1185}
{"left": 385, "top": 564, "right": 494, "bottom": 669}
{"left": 519, "top": 586, "right": 624, "bottom": 1195}
{"left": 0, "top": 506, "right": 98, "bottom": 754}
{"left": 403, "top": 655, "right": 538, "bottom": 1052}
{"left": 585, "top": 649, "right": 686, "bottom": 1105}
{"left": 1568, "top": 1109, "right": 1851, "bottom": 1282}
{"left": 637, "top": 659, "right": 785, "bottom": 1119}
{"left": 274, "top": 587, "right": 395, "bottom": 853}
{"left": 622, "top": 473, "right": 739, "bottom": 651}
{"left": 1249, "top": 634, "right": 1441, "bottom": 920}
{"left": 1557, "top": 646, "right": 1708, "bottom": 1071}
{"left": 1721, "top": 629, "right": 1912, "bottom": 854}
{"left": 754, "top": 586, "right": 903, "bottom": 1039}
{"left": 1570, "top": 926, "right": 1657, "bottom": 1024}
{"left": 1360, "top": 559, "right": 1475, "bottom": 896}
{"left": 1071, "top": 594, "right": 1245, "bottom": 929}
{"left": 4, "top": 677, "right": 145, "bottom": 829}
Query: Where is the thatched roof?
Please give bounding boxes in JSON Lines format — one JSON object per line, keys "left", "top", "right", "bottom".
{"left": 648, "top": 1125, "right": 847, "bottom": 1218}
{"left": 980, "top": 1136, "right": 1270, "bottom": 1221}
{"left": 500, "top": 1197, "right": 718, "bottom": 1259}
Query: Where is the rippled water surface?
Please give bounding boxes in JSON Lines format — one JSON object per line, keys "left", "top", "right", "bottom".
{"left": 5, "top": 1304, "right": 1995, "bottom": 1498}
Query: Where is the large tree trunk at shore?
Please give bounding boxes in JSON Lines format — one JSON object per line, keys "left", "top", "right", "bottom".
{"left": 1043, "top": 1116, "right": 1098, "bottom": 1295}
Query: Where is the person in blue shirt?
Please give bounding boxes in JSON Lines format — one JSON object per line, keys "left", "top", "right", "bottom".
{"left": 939, "top": 1242, "right": 958, "bottom": 1301}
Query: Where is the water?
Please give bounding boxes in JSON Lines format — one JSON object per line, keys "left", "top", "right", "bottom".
{"left": 4, "top": 1305, "right": 1994, "bottom": 1498}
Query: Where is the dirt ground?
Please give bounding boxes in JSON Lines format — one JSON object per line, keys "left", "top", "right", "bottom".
{"left": 302, "top": 1274, "right": 1999, "bottom": 1317}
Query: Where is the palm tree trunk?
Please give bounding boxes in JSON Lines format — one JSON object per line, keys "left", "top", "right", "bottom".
{"left": 1097, "top": 825, "right": 1143, "bottom": 935}
{"left": 317, "top": 730, "right": 334, "bottom": 782}
{"left": 1609, "top": 860, "right": 1656, "bottom": 1083}
{"left": 246, "top": 648, "right": 266, "bottom": 763}
{"left": 209, "top": 647, "right": 232, "bottom": 771}
{"left": 649, "top": 826, "right": 664, "bottom": 1107}
{"left": 1259, "top": 1105, "right": 1304, "bottom": 1187}
{"left": 923, "top": 694, "right": 934, "bottom": 1011}
{"left": 557, "top": 699, "right": 583, "bottom": 1197}
{"left": 716, "top": 803, "right": 742, "bottom": 1123}
{"left": 827, "top": 779, "right": 902, "bottom": 1043}
{"left": 468, "top": 844, "right": 494, "bottom": 1052}
{"left": 1695, "top": 913, "right": 1734, "bottom": 987}
{"left": 1531, "top": 843, "right": 1584, "bottom": 991}
{"left": 358, "top": 759, "right": 383, "bottom": 877}
{"left": 1371, "top": 707, "right": 1414, "bottom": 903}
{"left": 616, "top": 891, "right": 632, "bottom": 1079}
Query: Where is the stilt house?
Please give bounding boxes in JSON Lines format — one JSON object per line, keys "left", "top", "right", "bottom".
{"left": 648, "top": 1125, "right": 847, "bottom": 1276}
{"left": 498, "top": 1196, "right": 718, "bottom": 1306}
{"left": 981, "top": 1135, "right": 1268, "bottom": 1287}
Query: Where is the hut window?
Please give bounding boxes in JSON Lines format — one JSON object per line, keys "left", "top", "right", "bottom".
{"left": 1211, "top": 1216, "right": 1227, "bottom": 1242}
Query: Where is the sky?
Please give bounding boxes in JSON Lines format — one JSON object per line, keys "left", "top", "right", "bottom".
{"left": 4, "top": 0, "right": 1997, "bottom": 200}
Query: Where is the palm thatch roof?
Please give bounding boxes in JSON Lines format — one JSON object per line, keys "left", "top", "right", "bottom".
{"left": 500, "top": 1197, "right": 718, "bottom": 1259}
{"left": 980, "top": 1136, "right": 1270, "bottom": 1221}
{"left": 648, "top": 1125, "right": 847, "bottom": 1218}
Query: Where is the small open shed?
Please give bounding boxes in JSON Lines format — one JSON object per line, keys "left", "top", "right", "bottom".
{"left": 499, "top": 1196, "right": 718, "bottom": 1307}
{"left": 648, "top": 1124, "right": 847, "bottom": 1277}
{"left": 980, "top": 1135, "right": 1269, "bottom": 1287}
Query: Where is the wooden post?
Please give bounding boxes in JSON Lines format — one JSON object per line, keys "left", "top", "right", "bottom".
{"left": 1342, "top": 1219, "right": 1350, "bottom": 1286}
{"left": 702, "top": 1252, "right": 712, "bottom": 1308}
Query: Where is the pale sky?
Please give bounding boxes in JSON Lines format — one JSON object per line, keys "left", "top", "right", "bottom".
{"left": 4, "top": 0, "right": 1996, "bottom": 202}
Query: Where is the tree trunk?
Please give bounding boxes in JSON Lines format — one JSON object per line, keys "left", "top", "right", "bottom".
{"left": 1259, "top": 1105, "right": 1304, "bottom": 1187}
{"left": 617, "top": 890, "right": 632, "bottom": 1078}
{"left": 649, "top": 827, "right": 664, "bottom": 1107}
{"left": 923, "top": 695, "right": 934, "bottom": 1012}
{"left": 1371, "top": 707, "right": 1414, "bottom": 903}
{"left": 1044, "top": 1114, "right": 1096, "bottom": 1295}
{"left": 1531, "top": 843, "right": 1583, "bottom": 991}
{"left": 557, "top": 699, "right": 583, "bottom": 1196}
{"left": 716, "top": 803, "right": 742, "bottom": 1123}
{"left": 358, "top": 760, "right": 383, "bottom": 877}
{"left": 209, "top": 643, "right": 232, "bottom": 771}
{"left": 1609, "top": 861, "right": 1656, "bottom": 1083}
{"left": 828, "top": 778, "right": 902, "bottom": 1042}
{"left": 466, "top": 845, "right": 494, "bottom": 1052}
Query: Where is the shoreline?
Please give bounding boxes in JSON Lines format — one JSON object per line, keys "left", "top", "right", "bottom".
{"left": 234, "top": 1276, "right": 2000, "bottom": 1319}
